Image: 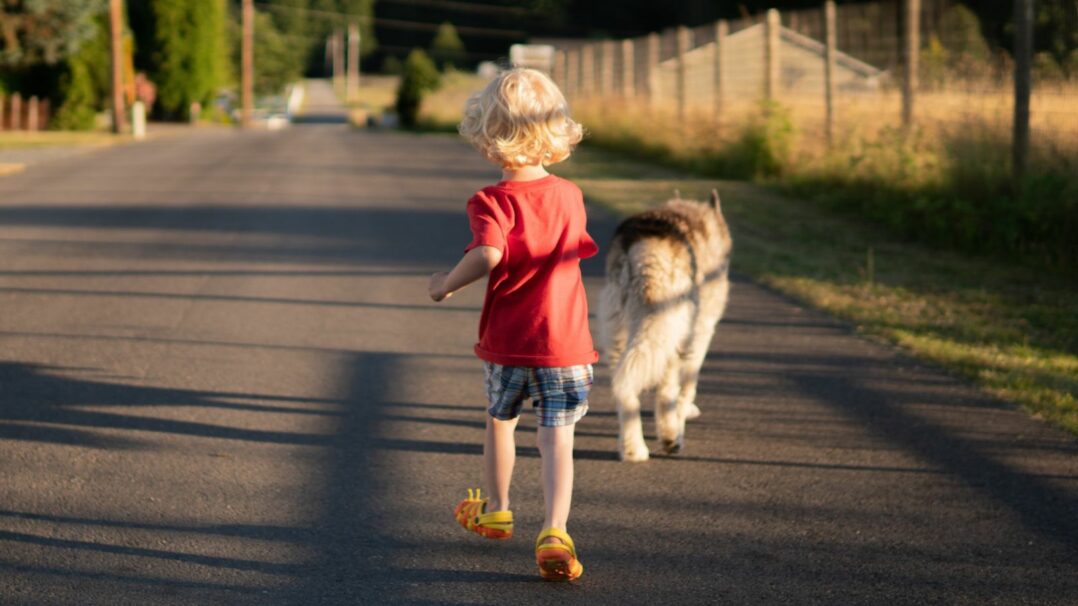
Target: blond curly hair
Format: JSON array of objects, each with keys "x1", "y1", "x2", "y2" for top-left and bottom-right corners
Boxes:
[{"x1": 458, "y1": 68, "x2": 584, "y2": 169}]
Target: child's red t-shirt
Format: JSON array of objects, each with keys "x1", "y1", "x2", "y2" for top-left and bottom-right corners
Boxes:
[{"x1": 464, "y1": 174, "x2": 599, "y2": 367}]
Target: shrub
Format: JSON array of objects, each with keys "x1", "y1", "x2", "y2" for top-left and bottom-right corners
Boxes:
[
  {"x1": 430, "y1": 22, "x2": 466, "y2": 71},
  {"x1": 51, "y1": 56, "x2": 98, "y2": 130},
  {"x1": 395, "y1": 48, "x2": 440, "y2": 128},
  {"x1": 150, "y1": 0, "x2": 226, "y2": 119},
  {"x1": 382, "y1": 55, "x2": 403, "y2": 75}
]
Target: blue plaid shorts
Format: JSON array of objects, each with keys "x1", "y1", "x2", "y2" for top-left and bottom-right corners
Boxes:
[{"x1": 483, "y1": 362, "x2": 592, "y2": 427}]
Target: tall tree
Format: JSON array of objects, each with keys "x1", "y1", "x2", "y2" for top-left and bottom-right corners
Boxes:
[
  {"x1": 0, "y1": 0, "x2": 105, "y2": 68},
  {"x1": 430, "y1": 22, "x2": 465, "y2": 70},
  {"x1": 149, "y1": 0, "x2": 227, "y2": 119}
]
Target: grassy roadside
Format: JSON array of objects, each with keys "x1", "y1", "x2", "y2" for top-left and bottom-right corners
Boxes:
[
  {"x1": 553, "y1": 145, "x2": 1078, "y2": 437},
  {"x1": 0, "y1": 130, "x2": 121, "y2": 150}
]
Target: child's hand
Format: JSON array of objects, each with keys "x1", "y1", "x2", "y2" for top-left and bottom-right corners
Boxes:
[{"x1": 428, "y1": 272, "x2": 452, "y2": 302}]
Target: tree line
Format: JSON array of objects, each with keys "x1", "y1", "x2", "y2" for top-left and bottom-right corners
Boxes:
[{"x1": 0, "y1": 0, "x2": 375, "y2": 127}]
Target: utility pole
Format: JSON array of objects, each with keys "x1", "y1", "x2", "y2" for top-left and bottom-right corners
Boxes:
[
  {"x1": 108, "y1": 0, "x2": 125, "y2": 134},
  {"x1": 333, "y1": 29, "x2": 345, "y2": 93},
  {"x1": 241, "y1": 0, "x2": 254, "y2": 128},
  {"x1": 347, "y1": 22, "x2": 361, "y2": 102}
]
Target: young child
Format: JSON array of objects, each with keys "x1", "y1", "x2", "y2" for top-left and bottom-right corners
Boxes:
[{"x1": 427, "y1": 67, "x2": 596, "y2": 582}]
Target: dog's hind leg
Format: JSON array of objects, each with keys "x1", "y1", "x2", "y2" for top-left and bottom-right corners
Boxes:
[
  {"x1": 655, "y1": 360, "x2": 684, "y2": 455},
  {"x1": 677, "y1": 324, "x2": 715, "y2": 422},
  {"x1": 613, "y1": 378, "x2": 649, "y2": 462}
]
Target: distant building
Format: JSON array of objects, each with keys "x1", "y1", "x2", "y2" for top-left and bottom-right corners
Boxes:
[
  {"x1": 510, "y1": 44, "x2": 556, "y2": 72},
  {"x1": 655, "y1": 23, "x2": 883, "y2": 106}
]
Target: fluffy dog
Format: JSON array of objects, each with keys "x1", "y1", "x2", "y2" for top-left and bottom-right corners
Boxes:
[{"x1": 599, "y1": 190, "x2": 733, "y2": 462}]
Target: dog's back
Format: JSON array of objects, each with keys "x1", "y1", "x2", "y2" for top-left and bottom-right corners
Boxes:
[{"x1": 600, "y1": 191, "x2": 732, "y2": 460}]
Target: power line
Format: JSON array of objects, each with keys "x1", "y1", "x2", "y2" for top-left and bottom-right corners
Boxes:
[
  {"x1": 375, "y1": 0, "x2": 533, "y2": 17},
  {"x1": 252, "y1": 2, "x2": 526, "y2": 38},
  {"x1": 377, "y1": 43, "x2": 505, "y2": 59}
]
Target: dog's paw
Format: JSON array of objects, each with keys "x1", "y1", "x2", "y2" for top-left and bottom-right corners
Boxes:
[
  {"x1": 619, "y1": 441, "x2": 650, "y2": 463},
  {"x1": 683, "y1": 402, "x2": 702, "y2": 421},
  {"x1": 660, "y1": 435, "x2": 683, "y2": 455}
]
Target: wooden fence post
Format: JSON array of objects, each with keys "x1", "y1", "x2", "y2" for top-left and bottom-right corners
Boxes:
[
  {"x1": 824, "y1": 1, "x2": 837, "y2": 147},
  {"x1": 714, "y1": 20, "x2": 727, "y2": 126},
  {"x1": 1013, "y1": 0, "x2": 1032, "y2": 183},
  {"x1": 621, "y1": 38, "x2": 635, "y2": 98},
  {"x1": 40, "y1": 99, "x2": 49, "y2": 130},
  {"x1": 566, "y1": 48, "x2": 579, "y2": 101},
  {"x1": 902, "y1": 0, "x2": 920, "y2": 128},
  {"x1": 0, "y1": 95, "x2": 5, "y2": 131},
  {"x1": 647, "y1": 31, "x2": 661, "y2": 109},
  {"x1": 675, "y1": 26, "x2": 690, "y2": 122},
  {"x1": 581, "y1": 44, "x2": 595, "y2": 98},
  {"x1": 552, "y1": 49, "x2": 565, "y2": 89},
  {"x1": 10, "y1": 93, "x2": 21, "y2": 130},
  {"x1": 26, "y1": 96, "x2": 38, "y2": 131},
  {"x1": 601, "y1": 40, "x2": 615, "y2": 96},
  {"x1": 765, "y1": 9, "x2": 781, "y2": 101}
]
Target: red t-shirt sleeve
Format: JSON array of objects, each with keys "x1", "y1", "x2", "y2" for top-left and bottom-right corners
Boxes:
[
  {"x1": 579, "y1": 231, "x2": 599, "y2": 259},
  {"x1": 464, "y1": 193, "x2": 506, "y2": 253}
]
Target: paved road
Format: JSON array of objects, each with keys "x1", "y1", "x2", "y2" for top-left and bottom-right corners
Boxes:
[{"x1": 1, "y1": 81, "x2": 1076, "y2": 605}]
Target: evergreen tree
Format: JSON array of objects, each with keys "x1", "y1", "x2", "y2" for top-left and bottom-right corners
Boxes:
[
  {"x1": 395, "y1": 48, "x2": 439, "y2": 128},
  {"x1": 430, "y1": 22, "x2": 465, "y2": 71},
  {"x1": 150, "y1": 0, "x2": 227, "y2": 119}
]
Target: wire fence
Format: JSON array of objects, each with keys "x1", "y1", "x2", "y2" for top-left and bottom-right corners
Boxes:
[{"x1": 547, "y1": 0, "x2": 1076, "y2": 175}]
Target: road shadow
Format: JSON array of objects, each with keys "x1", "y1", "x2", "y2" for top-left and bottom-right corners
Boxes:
[{"x1": 0, "y1": 362, "x2": 338, "y2": 449}]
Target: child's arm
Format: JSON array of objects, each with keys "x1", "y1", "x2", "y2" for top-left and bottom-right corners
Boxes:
[{"x1": 428, "y1": 245, "x2": 503, "y2": 302}]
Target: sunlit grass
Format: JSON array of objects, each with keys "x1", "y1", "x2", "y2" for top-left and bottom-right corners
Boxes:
[
  {"x1": 554, "y1": 146, "x2": 1078, "y2": 436},
  {"x1": 0, "y1": 130, "x2": 120, "y2": 150},
  {"x1": 417, "y1": 71, "x2": 488, "y2": 131},
  {"x1": 343, "y1": 74, "x2": 399, "y2": 124}
]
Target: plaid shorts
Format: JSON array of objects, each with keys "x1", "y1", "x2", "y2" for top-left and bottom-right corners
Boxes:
[{"x1": 483, "y1": 362, "x2": 592, "y2": 427}]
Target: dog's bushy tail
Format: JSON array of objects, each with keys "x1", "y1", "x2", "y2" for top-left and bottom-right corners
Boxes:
[{"x1": 608, "y1": 239, "x2": 692, "y2": 401}]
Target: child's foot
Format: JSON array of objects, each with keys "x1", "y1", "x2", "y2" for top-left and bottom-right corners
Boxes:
[
  {"x1": 535, "y1": 528, "x2": 583, "y2": 581},
  {"x1": 454, "y1": 489, "x2": 513, "y2": 540}
]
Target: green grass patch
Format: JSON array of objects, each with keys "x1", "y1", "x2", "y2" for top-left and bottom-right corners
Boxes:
[{"x1": 554, "y1": 145, "x2": 1078, "y2": 436}]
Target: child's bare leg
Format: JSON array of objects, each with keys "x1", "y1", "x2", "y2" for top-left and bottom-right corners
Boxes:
[
  {"x1": 537, "y1": 424, "x2": 575, "y2": 540},
  {"x1": 484, "y1": 416, "x2": 518, "y2": 511}
]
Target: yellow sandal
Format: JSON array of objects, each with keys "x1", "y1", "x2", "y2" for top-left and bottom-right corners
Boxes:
[
  {"x1": 535, "y1": 527, "x2": 584, "y2": 581},
  {"x1": 453, "y1": 489, "x2": 513, "y2": 540}
]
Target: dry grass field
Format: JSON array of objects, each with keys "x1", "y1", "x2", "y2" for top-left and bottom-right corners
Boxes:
[{"x1": 412, "y1": 72, "x2": 1077, "y2": 436}]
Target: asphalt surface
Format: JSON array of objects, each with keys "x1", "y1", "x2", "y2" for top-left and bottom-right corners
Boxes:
[{"x1": 1, "y1": 81, "x2": 1076, "y2": 605}]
